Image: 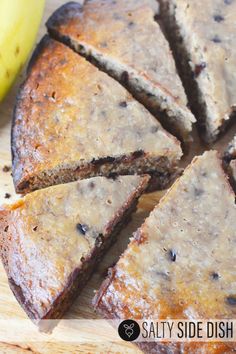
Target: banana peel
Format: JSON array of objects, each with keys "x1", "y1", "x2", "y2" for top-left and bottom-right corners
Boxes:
[{"x1": 0, "y1": 0, "x2": 45, "y2": 101}]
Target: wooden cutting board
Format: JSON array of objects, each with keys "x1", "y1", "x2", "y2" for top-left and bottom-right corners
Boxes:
[{"x1": 0, "y1": 1, "x2": 236, "y2": 353}]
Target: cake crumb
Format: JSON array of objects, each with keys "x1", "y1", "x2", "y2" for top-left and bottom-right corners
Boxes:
[
  {"x1": 4, "y1": 193, "x2": 11, "y2": 199},
  {"x1": 2, "y1": 165, "x2": 11, "y2": 173}
]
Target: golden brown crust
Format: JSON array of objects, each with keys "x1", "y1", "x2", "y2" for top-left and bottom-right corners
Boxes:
[{"x1": 12, "y1": 35, "x2": 182, "y2": 194}]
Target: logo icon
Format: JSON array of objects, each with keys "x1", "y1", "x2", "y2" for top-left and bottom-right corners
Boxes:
[{"x1": 118, "y1": 319, "x2": 140, "y2": 341}]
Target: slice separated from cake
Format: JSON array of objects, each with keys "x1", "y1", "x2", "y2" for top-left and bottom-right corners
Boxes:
[
  {"x1": 0, "y1": 174, "x2": 149, "y2": 322},
  {"x1": 46, "y1": 0, "x2": 195, "y2": 141},
  {"x1": 12, "y1": 36, "x2": 182, "y2": 194},
  {"x1": 161, "y1": 0, "x2": 236, "y2": 143},
  {"x1": 93, "y1": 151, "x2": 236, "y2": 353}
]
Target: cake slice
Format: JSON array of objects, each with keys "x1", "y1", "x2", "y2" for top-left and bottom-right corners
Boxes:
[
  {"x1": 0, "y1": 174, "x2": 149, "y2": 322},
  {"x1": 93, "y1": 151, "x2": 236, "y2": 353},
  {"x1": 161, "y1": 0, "x2": 236, "y2": 143},
  {"x1": 46, "y1": 0, "x2": 195, "y2": 141},
  {"x1": 224, "y1": 135, "x2": 236, "y2": 185},
  {"x1": 12, "y1": 36, "x2": 182, "y2": 194}
]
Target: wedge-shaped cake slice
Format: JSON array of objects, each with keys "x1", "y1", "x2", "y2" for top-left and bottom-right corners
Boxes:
[
  {"x1": 161, "y1": 0, "x2": 236, "y2": 143},
  {"x1": 46, "y1": 0, "x2": 195, "y2": 141},
  {"x1": 0, "y1": 175, "x2": 149, "y2": 321},
  {"x1": 12, "y1": 36, "x2": 182, "y2": 194},
  {"x1": 224, "y1": 135, "x2": 236, "y2": 184},
  {"x1": 94, "y1": 151, "x2": 236, "y2": 353}
]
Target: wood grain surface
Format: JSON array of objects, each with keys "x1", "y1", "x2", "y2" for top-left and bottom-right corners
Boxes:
[{"x1": 0, "y1": 1, "x2": 236, "y2": 353}]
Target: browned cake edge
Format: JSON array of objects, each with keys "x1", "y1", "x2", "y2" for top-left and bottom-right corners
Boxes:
[
  {"x1": 159, "y1": 1, "x2": 236, "y2": 144},
  {"x1": 223, "y1": 140, "x2": 236, "y2": 191},
  {"x1": 0, "y1": 175, "x2": 149, "y2": 325},
  {"x1": 12, "y1": 149, "x2": 178, "y2": 194},
  {"x1": 46, "y1": 2, "x2": 195, "y2": 143}
]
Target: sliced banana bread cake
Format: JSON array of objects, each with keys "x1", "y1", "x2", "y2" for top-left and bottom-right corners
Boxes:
[
  {"x1": 94, "y1": 151, "x2": 236, "y2": 353},
  {"x1": 46, "y1": 0, "x2": 195, "y2": 141},
  {"x1": 161, "y1": 0, "x2": 236, "y2": 143},
  {"x1": 0, "y1": 175, "x2": 149, "y2": 322},
  {"x1": 12, "y1": 36, "x2": 182, "y2": 194}
]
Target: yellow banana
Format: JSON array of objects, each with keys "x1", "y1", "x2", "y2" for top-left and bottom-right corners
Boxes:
[{"x1": 0, "y1": 0, "x2": 45, "y2": 101}]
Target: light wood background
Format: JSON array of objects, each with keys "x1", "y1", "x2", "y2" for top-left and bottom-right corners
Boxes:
[{"x1": 0, "y1": 1, "x2": 235, "y2": 353}]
